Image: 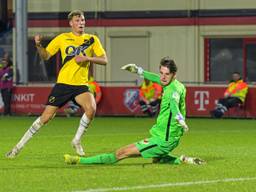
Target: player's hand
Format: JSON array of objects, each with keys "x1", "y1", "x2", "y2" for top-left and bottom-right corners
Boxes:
[
  {"x1": 175, "y1": 113, "x2": 189, "y2": 132},
  {"x1": 121, "y1": 63, "x2": 144, "y2": 75},
  {"x1": 34, "y1": 34, "x2": 42, "y2": 46},
  {"x1": 179, "y1": 120, "x2": 189, "y2": 132},
  {"x1": 75, "y1": 55, "x2": 90, "y2": 63}
]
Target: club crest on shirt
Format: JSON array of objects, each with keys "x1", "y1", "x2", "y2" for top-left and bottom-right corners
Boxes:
[{"x1": 48, "y1": 96, "x2": 56, "y2": 103}]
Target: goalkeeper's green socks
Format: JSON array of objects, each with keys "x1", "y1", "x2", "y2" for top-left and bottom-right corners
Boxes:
[{"x1": 79, "y1": 153, "x2": 118, "y2": 164}]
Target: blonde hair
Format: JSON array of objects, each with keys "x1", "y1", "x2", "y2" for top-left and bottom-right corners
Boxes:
[{"x1": 68, "y1": 10, "x2": 84, "y2": 21}]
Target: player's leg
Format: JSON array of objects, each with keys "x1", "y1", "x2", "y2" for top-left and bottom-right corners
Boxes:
[
  {"x1": 64, "y1": 143, "x2": 141, "y2": 165},
  {"x1": 153, "y1": 155, "x2": 204, "y2": 165},
  {"x1": 225, "y1": 97, "x2": 242, "y2": 108},
  {"x1": 136, "y1": 137, "x2": 181, "y2": 164},
  {"x1": 150, "y1": 137, "x2": 205, "y2": 165},
  {"x1": 6, "y1": 105, "x2": 58, "y2": 158},
  {"x1": 139, "y1": 100, "x2": 151, "y2": 116},
  {"x1": 81, "y1": 144, "x2": 140, "y2": 164},
  {"x1": 64, "y1": 101, "x2": 80, "y2": 117},
  {"x1": 211, "y1": 98, "x2": 228, "y2": 118},
  {"x1": 134, "y1": 137, "x2": 203, "y2": 165},
  {"x1": 179, "y1": 155, "x2": 205, "y2": 165},
  {"x1": 2, "y1": 88, "x2": 12, "y2": 115},
  {"x1": 1, "y1": 89, "x2": 7, "y2": 115},
  {"x1": 152, "y1": 155, "x2": 181, "y2": 164},
  {"x1": 5, "y1": 88, "x2": 12, "y2": 115},
  {"x1": 213, "y1": 97, "x2": 241, "y2": 118},
  {"x1": 5, "y1": 83, "x2": 71, "y2": 158},
  {"x1": 140, "y1": 136, "x2": 204, "y2": 165},
  {"x1": 149, "y1": 99, "x2": 160, "y2": 117},
  {"x1": 115, "y1": 143, "x2": 141, "y2": 160},
  {"x1": 72, "y1": 92, "x2": 96, "y2": 156},
  {"x1": 64, "y1": 153, "x2": 117, "y2": 165}
]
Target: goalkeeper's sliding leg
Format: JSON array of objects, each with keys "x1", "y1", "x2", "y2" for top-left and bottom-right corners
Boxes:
[
  {"x1": 64, "y1": 137, "x2": 205, "y2": 165},
  {"x1": 64, "y1": 143, "x2": 140, "y2": 165}
]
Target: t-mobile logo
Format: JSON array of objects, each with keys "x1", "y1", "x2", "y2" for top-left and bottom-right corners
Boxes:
[{"x1": 194, "y1": 91, "x2": 209, "y2": 111}]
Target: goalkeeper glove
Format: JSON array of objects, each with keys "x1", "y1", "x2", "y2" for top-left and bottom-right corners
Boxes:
[
  {"x1": 121, "y1": 63, "x2": 144, "y2": 76},
  {"x1": 175, "y1": 113, "x2": 189, "y2": 132}
]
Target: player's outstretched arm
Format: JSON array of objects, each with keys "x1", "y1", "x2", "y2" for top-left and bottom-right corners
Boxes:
[
  {"x1": 121, "y1": 63, "x2": 144, "y2": 75},
  {"x1": 121, "y1": 64, "x2": 161, "y2": 84},
  {"x1": 34, "y1": 34, "x2": 51, "y2": 60},
  {"x1": 143, "y1": 71, "x2": 161, "y2": 84}
]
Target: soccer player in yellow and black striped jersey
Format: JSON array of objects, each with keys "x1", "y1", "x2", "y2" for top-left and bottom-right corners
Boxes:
[{"x1": 6, "y1": 10, "x2": 108, "y2": 158}]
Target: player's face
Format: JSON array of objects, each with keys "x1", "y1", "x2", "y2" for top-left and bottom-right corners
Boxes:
[
  {"x1": 2, "y1": 59, "x2": 8, "y2": 67},
  {"x1": 69, "y1": 15, "x2": 85, "y2": 34},
  {"x1": 159, "y1": 66, "x2": 175, "y2": 86},
  {"x1": 232, "y1": 73, "x2": 240, "y2": 82}
]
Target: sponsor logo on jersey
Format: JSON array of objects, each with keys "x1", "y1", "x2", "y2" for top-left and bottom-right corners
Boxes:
[{"x1": 63, "y1": 37, "x2": 94, "y2": 64}]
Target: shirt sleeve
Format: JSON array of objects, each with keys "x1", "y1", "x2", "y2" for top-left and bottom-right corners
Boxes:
[
  {"x1": 46, "y1": 35, "x2": 61, "y2": 56},
  {"x1": 170, "y1": 86, "x2": 187, "y2": 126},
  {"x1": 143, "y1": 71, "x2": 161, "y2": 84},
  {"x1": 170, "y1": 90, "x2": 181, "y2": 117},
  {"x1": 92, "y1": 35, "x2": 106, "y2": 56}
]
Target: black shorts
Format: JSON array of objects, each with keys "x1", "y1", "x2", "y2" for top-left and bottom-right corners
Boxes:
[{"x1": 46, "y1": 83, "x2": 90, "y2": 108}]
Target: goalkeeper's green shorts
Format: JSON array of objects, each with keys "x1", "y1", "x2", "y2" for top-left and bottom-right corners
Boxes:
[{"x1": 135, "y1": 137, "x2": 180, "y2": 158}]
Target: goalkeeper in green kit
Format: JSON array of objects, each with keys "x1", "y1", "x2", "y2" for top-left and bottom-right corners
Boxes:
[{"x1": 64, "y1": 57, "x2": 204, "y2": 165}]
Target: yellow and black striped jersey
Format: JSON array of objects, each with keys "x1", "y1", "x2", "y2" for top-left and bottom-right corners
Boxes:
[{"x1": 46, "y1": 32, "x2": 106, "y2": 85}]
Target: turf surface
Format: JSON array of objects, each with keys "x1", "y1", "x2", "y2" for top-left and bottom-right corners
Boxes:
[{"x1": 0, "y1": 116, "x2": 255, "y2": 192}]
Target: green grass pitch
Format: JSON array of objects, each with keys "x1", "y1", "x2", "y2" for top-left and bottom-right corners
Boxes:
[{"x1": 0, "y1": 116, "x2": 256, "y2": 192}]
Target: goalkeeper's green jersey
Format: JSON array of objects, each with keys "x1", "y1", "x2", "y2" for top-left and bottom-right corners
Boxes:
[{"x1": 143, "y1": 71, "x2": 186, "y2": 141}]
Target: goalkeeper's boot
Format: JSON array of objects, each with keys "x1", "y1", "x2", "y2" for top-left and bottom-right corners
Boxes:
[
  {"x1": 180, "y1": 155, "x2": 205, "y2": 165},
  {"x1": 5, "y1": 146, "x2": 20, "y2": 159},
  {"x1": 152, "y1": 157, "x2": 161, "y2": 163},
  {"x1": 64, "y1": 154, "x2": 80, "y2": 165},
  {"x1": 71, "y1": 139, "x2": 85, "y2": 156}
]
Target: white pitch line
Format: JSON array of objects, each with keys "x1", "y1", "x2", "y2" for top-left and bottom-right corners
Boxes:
[{"x1": 73, "y1": 177, "x2": 256, "y2": 192}]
